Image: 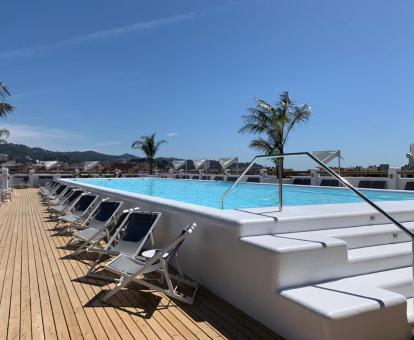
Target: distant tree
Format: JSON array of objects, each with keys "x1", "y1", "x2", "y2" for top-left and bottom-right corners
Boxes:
[
  {"x1": 0, "y1": 128, "x2": 9, "y2": 144},
  {"x1": 0, "y1": 82, "x2": 14, "y2": 144},
  {"x1": 0, "y1": 82, "x2": 14, "y2": 118},
  {"x1": 131, "y1": 133, "x2": 167, "y2": 174},
  {"x1": 239, "y1": 91, "x2": 311, "y2": 173}
]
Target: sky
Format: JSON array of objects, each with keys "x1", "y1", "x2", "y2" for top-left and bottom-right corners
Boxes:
[{"x1": 1, "y1": 0, "x2": 414, "y2": 168}]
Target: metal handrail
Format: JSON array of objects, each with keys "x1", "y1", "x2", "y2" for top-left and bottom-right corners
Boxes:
[{"x1": 220, "y1": 152, "x2": 414, "y2": 240}]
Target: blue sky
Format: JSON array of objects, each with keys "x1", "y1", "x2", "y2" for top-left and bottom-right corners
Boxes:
[{"x1": 1, "y1": 0, "x2": 413, "y2": 167}]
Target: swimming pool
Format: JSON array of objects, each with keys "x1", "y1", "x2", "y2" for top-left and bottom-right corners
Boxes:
[{"x1": 72, "y1": 178, "x2": 414, "y2": 210}]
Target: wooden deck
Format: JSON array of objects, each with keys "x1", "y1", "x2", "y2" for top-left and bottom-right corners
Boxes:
[{"x1": 0, "y1": 189, "x2": 281, "y2": 339}]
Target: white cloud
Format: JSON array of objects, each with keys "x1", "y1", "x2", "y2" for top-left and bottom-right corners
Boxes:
[
  {"x1": 2, "y1": 123, "x2": 79, "y2": 139},
  {"x1": 166, "y1": 132, "x2": 179, "y2": 137},
  {"x1": 0, "y1": 12, "x2": 196, "y2": 59},
  {"x1": 0, "y1": 123, "x2": 82, "y2": 150},
  {"x1": 11, "y1": 90, "x2": 42, "y2": 100}
]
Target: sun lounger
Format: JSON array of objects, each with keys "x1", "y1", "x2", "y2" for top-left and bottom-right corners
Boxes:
[
  {"x1": 49, "y1": 189, "x2": 84, "y2": 214},
  {"x1": 101, "y1": 223, "x2": 198, "y2": 304},
  {"x1": 0, "y1": 189, "x2": 12, "y2": 202},
  {"x1": 65, "y1": 200, "x2": 124, "y2": 256},
  {"x1": 292, "y1": 178, "x2": 311, "y2": 185},
  {"x1": 371, "y1": 181, "x2": 386, "y2": 189},
  {"x1": 405, "y1": 182, "x2": 414, "y2": 190},
  {"x1": 54, "y1": 194, "x2": 99, "y2": 231},
  {"x1": 41, "y1": 181, "x2": 62, "y2": 196},
  {"x1": 40, "y1": 181, "x2": 57, "y2": 194},
  {"x1": 86, "y1": 210, "x2": 160, "y2": 278},
  {"x1": 320, "y1": 179, "x2": 340, "y2": 187},
  {"x1": 358, "y1": 180, "x2": 372, "y2": 188},
  {"x1": 48, "y1": 187, "x2": 75, "y2": 206},
  {"x1": 44, "y1": 184, "x2": 68, "y2": 201}
]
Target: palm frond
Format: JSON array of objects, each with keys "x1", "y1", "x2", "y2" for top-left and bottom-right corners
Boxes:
[
  {"x1": 283, "y1": 104, "x2": 311, "y2": 145},
  {"x1": 254, "y1": 98, "x2": 273, "y2": 112},
  {"x1": 278, "y1": 91, "x2": 292, "y2": 107},
  {"x1": 0, "y1": 103, "x2": 14, "y2": 118},
  {"x1": 249, "y1": 137, "x2": 276, "y2": 155},
  {"x1": 0, "y1": 128, "x2": 10, "y2": 138},
  {"x1": 0, "y1": 127, "x2": 9, "y2": 144},
  {"x1": 0, "y1": 82, "x2": 11, "y2": 100}
]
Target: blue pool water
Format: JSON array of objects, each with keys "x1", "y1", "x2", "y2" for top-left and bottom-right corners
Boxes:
[{"x1": 72, "y1": 178, "x2": 414, "y2": 210}]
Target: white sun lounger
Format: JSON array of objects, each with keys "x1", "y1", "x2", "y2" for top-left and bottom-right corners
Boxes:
[
  {"x1": 54, "y1": 194, "x2": 99, "y2": 232},
  {"x1": 101, "y1": 223, "x2": 198, "y2": 305},
  {"x1": 86, "y1": 209, "x2": 160, "y2": 278},
  {"x1": 49, "y1": 189, "x2": 84, "y2": 215},
  {"x1": 48, "y1": 187, "x2": 75, "y2": 206},
  {"x1": 44, "y1": 184, "x2": 68, "y2": 201},
  {"x1": 65, "y1": 200, "x2": 124, "y2": 257},
  {"x1": 40, "y1": 181, "x2": 59, "y2": 195}
]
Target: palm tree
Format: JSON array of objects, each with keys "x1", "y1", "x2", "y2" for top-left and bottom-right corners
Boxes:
[
  {"x1": 131, "y1": 133, "x2": 167, "y2": 174},
  {"x1": 0, "y1": 129, "x2": 10, "y2": 144},
  {"x1": 0, "y1": 82, "x2": 14, "y2": 118},
  {"x1": 239, "y1": 91, "x2": 311, "y2": 173},
  {"x1": 0, "y1": 82, "x2": 14, "y2": 145}
]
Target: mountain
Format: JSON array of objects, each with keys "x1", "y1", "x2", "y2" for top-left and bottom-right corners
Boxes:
[{"x1": 0, "y1": 143, "x2": 138, "y2": 163}]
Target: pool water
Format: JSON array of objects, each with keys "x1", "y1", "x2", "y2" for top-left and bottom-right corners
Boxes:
[{"x1": 72, "y1": 178, "x2": 414, "y2": 210}]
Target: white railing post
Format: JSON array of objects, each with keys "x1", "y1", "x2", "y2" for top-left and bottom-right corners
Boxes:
[
  {"x1": 310, "y1": 168, "x2": 318, "y2": 186},
  {"x1": 29, "y1": 169, "x2": 35, "y2": 188},
  {"x1": 1, "y1": 167, "x2": 9, "y2": 190},
  {"x1": 388, "y1": 167, "x2": 399, "y2": 190}
]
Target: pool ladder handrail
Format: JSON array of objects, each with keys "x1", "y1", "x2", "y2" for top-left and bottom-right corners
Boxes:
[{"x1": 220, "y1": 152, "x2": 414, "y2": 239}]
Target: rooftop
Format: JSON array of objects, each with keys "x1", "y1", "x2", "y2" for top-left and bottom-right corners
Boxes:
[{"x1": 0, "y1": 189, "x2": 280, "y2": 339}]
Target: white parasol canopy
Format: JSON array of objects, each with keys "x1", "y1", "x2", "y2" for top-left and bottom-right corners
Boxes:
[
  {"x1": 44, "y1": 161, "x2": 58, "y2": 170},
  {"x1": 219, "y1": 157, "x2": 238, "y2": 170},
  {"x1": 83, "y1": 161, "x2": 99, "y2": 171},
  {"x1": 312, "y1": 150, "x2": 341, "y2": 164},
  {"x1": 193, "y1": 159, "x2": 208, "y2": 170},
  {"x1": 172, "y1": 160, "x2": 186, "y2": 171}
]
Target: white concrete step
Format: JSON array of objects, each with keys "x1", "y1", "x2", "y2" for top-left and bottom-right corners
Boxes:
[
  {"x1": 280, "y1": 267, "x2": 414, "y2": 339},
  {"x1": 242, "y1": 232, "x2": 414, "y2": 289},
  {"x1": 348, "y1": 242, "x2": 412, "y2": 274},
  {"x1": 276, "y1": 221, "x2": 414, "y2": 249}
]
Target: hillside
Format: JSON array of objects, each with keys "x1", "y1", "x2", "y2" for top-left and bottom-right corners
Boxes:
[
  {"x1": 0, "y1": 143, "x2": 259, "y2": 170},
  {"x1": 0, "y1": 143, "x2": 138, "y2": 163}
]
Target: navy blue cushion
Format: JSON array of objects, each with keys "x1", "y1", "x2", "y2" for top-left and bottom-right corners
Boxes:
[
  {"x1": 122, "y1": 213, "x2": 158, "y2": 242},
  {"x1": 94, "y1": 201, "x2": 121, "y2": 222}
]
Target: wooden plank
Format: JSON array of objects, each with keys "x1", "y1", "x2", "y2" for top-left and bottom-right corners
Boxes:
[
  {"x1": 26, "y1": 196, "x2": 45, "y2": 340},
  {"x1": 20, "y1": 191, "x2": 32, "y2": 340},
  {"x1": 0, "y1": 192, "x2": 20, "y2": 339},
  {"x1": 7, "y1": 188, "x2": 23, "y2": 340}
]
